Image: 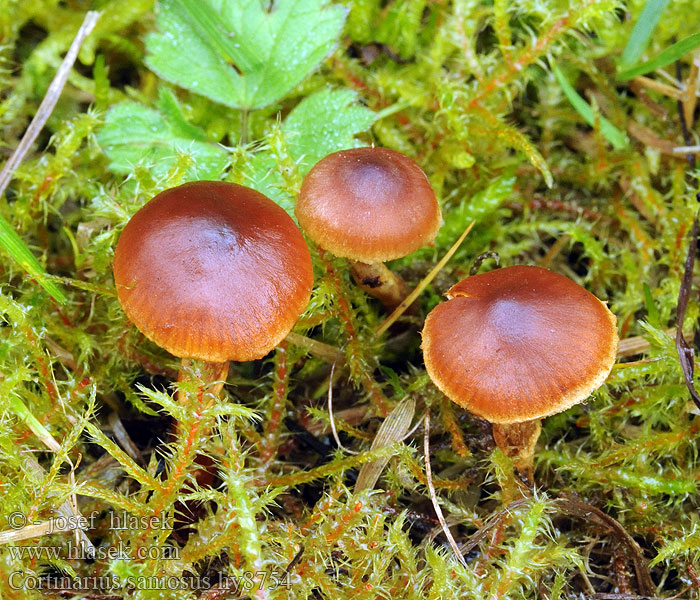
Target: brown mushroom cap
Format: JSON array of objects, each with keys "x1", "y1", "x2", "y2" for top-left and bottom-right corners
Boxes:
[
  {"x1": 421, "y1": 266, "x2": 618, "y2": 424},
  {"x1": 113, "y1": 181, "x2": 313, "y2": 363},
  {"x1": 295, "y1": 147, "x2": 441, "y2": 263}
]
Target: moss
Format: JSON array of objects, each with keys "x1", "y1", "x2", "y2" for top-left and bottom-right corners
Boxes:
[{"x1": 1, "y1": 0, "x2": 700, "y2": 598}]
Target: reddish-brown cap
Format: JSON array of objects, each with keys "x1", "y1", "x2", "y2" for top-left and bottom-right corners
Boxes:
[
  {"x1": 421, "y1": 266, "x2": 618, "y2": 424},
  {"x1": 113, "y1": 181, "x2": 313, "y2": 363},
  {"x1": 296, "y1": 147, "x2": 441, "y2": 263}
]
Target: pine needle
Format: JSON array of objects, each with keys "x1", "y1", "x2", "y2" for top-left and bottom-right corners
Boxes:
[{"x1": 375, "y1": 220, "x2": 475, "y2": 337}]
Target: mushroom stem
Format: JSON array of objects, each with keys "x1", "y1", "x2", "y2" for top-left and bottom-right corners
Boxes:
[
  {"x1": 491, "y1": 419, "x2": 541, "y2": 481},
  {"x1": 176, "y1": 359, "x2": 230, "y2": 404},
  {"x1": 349, "y1": 260, "x2": 414, "y2": 312}
]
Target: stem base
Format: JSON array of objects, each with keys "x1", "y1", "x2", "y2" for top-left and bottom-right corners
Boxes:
[
  {"x1": 176, "y1": 359, "x2": 230, "y2": 405},
  {"x1": 350, "y1": 261, "x2": 414, "y2": 312},
  {"x1": 492, "y1": 419, "x2": 541, "y2": 481}
]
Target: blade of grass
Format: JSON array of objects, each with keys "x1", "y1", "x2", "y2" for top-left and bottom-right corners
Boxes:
[
  {"x1": 7, "y1": 393, "x2": 61, "y2": 452},
  {"x1": 618, "y1": 0, "x2": 670, "y2": 71},
  {"x1": 0, "y1": 218, "x2": 67, "y2": 302},
  {"x1": 618, "y1": 33, "x2": 700, "y2": 81},
  {"x1": 552, "y1": 64, "x2": 628, "y2": 150}
]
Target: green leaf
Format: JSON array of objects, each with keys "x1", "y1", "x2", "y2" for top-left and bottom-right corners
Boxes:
[
  {"x1": 552, "y1": 64, "x2": 628, "y2": 150},
  {"x1": 242, "y1": 88, "x2": 375, "y2": 211},
  {"x1": 283, "y1": 88, "x2": 375, "y2": 172},
  {"x1": 619, "y1": 0, "x2": 670, "y2": 70},
  {"x1": 145, "y1": 0, "x2": 347, "y2": 110},
  {"x1": 618, "y1": 33, "x2": 700, "y2": 81},
  {"x1": 8, "y1": 393, "x2": 60, "y2": 450},
  {"x1": 0, "y1": 216, "x2": 67, "y2": 303},
  {"x1": 97, "y1": 90, "x2": 228, "y2": 180},
  {"x1": 155, "y1": 87, "x2": 210, "y2": 141}
]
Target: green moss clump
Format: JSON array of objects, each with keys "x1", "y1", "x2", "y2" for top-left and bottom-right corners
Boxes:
[{"x1": 1, "y1": 0, "x2": 700, "y2": 598}]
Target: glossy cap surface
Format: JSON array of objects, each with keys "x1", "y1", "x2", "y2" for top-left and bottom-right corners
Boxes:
[
  {"x1": 113, "y1": 181, "x2": 313, "y2": 362},
  {"x1": 421, "y1": 266, "x2": 618, "y2": 424},
  {"x1": 296, "y1": 147, "x2": 441, "y2": 262}
]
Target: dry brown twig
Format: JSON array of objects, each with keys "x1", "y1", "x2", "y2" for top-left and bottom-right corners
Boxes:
[
  {"x1": 424, "y1": 409, "x2": 468, "y2": 568},
  {"x1": 0, "y1": 11, "x2": 101, "y2": 199},
  {"x1": 327, "y1": 342, "x2": 357, "y2": 455},
  {"x1": 631, "y1": 75, "x2": 684, "y2": 100},
  {"x1": 555, "y1": 496, "x2": 655, "y2": 596}
]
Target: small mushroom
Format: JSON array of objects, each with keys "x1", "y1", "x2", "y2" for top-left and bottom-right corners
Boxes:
[
  {"x1": 296, "y1": 147, "x2": 441, "y2": 310},
  {"x1": 421, "y1": 265, "x2": 618, "y2": 478},
  {"x1": 113, "y1": 181, "x2": 313, "y2": 398}
]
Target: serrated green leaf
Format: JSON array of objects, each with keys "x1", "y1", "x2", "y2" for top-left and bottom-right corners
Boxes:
[
  {"x1": 618, "y1": 33, "x2": 700, "y2": 81},
  {"x1": 0, "y1": 216, "x2": 67, "y2": 303},
  {"x1": 155, "y1": 88, "x2": 209, "y2": 141},
  {"x1": 97, "y1": 91, "x2": 228, "y2": 180},
  {"x1": 145, "y1": 0, "x2": 347, "y2": 110},
  {"x1": 283, "y1": 88, "x2": 375, "y2": 171},
  {"x1": 553, "y1": 64, "x2": 628, "y2": 150},
  {"x1": 242, "y1": 88, "x2": 375, "y2": 211}
]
